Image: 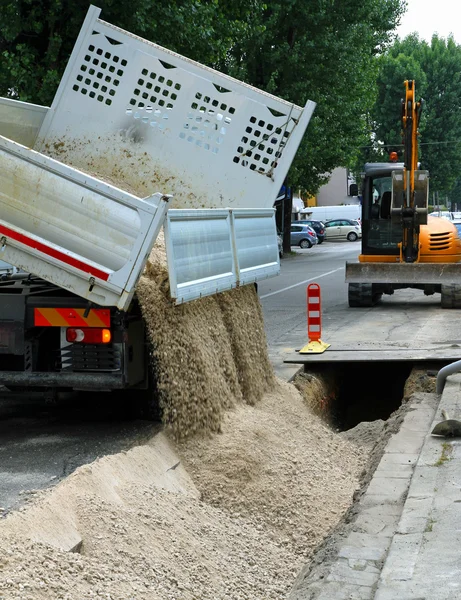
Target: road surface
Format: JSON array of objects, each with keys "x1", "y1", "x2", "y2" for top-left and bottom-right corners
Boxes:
[{"x1": 0, "y1": 239, "x2": 457, "y2": 512}]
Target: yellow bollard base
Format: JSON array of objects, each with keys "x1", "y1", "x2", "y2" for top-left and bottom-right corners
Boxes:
[{"x1": 298, "y1": 339, "x2": 331, "y2": 354}]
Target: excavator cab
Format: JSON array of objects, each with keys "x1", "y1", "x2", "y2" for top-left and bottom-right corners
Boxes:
[
  {"x1": 347, "y1": 81, "x2": 461, "y2": 308},
  {"x1": 360, "y1": 163, "x2": 404, "y2": 257}
]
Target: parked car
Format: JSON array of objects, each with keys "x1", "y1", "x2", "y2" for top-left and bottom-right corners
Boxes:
[
  {"x1": 452, "y1": 219, "x2": 461, "y2": 237},
  {"x1": 296, "y1": 220, "x2": 326, "y2": 244},
  {"x1": 324, "y1": 219, "x2": 362, "y2": 241},
  {"x1": 290, "y1": 224, "x2": 318, "y2": 248},
  {"x1": 429, "y1": 211, "x2": 454, "y2": 220}
]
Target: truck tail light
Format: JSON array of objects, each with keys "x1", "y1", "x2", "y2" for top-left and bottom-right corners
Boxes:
[{"x1": 66, "y1": 327, "x2": 111, "y2": 344}]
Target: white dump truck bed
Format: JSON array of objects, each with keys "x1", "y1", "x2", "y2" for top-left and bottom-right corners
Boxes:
[
  {"x1": 0, "y1": 6, "x2": 316, "y2": 308},
  {"x1": 34, "y1": 5, "x2": 315, "y2": 210},
  {"x1": 0, "y1": 134, "x2": 170, "y2": 311}
]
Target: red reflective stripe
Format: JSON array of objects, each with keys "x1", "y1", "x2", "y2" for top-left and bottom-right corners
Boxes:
[
  {"x1": 34, "y1": 308, "x2": 112, "y2": 327},
  {"x1": 34, "y1": 309, "x2": 53, "y2": 327},
  {"x1": 307, "y1": 283, "x2": 322, "y2": 342},
  {"x1": 55, "y1": 308, "x2": 90, "y2": 327},
  {"x1": 0, "y1": 224, "x2": 109, "y2": 282}
]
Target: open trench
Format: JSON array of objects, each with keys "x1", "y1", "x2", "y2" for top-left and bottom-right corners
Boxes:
[{"x1": 293, "y1": 360, "x2": 443, "y2": 431}]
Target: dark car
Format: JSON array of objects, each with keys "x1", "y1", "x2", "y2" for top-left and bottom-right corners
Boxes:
[{"x1": 296, "y1": 220, "x2": 326, "y2": 244}]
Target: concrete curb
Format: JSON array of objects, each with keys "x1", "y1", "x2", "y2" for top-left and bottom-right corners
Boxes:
[
  {"x1": 374, "y1": 374, "x2": 461, "y2": 600},
  {"x1": 289, "y1": 389, "x2": 443, "y2": 600}
]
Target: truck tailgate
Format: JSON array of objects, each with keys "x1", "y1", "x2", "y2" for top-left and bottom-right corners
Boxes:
[{"x1": 0, "y1": 134, "x2": 170, "y2": 311}]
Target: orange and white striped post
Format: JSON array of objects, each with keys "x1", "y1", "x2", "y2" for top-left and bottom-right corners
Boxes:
[{"x1": 299, "y1": 283, "x2": 330, "y2": 354}]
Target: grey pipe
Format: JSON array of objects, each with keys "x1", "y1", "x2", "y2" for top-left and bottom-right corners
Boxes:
[{"x1": 436, "y1": 360, "x2": 461, "y2": 394}]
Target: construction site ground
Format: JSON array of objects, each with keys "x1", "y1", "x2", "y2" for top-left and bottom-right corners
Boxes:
[
  {"x1": 289, "y1": 377, "x2": 461, "y2": 600},
  {"x1": 274, "y1": 288, "x2": 461, "y2": 600},
  {"x1": 0, "y1": 281, "x2": 460, "y2": 599}
]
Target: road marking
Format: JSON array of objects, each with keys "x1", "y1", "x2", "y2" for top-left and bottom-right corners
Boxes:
[{"x1": 260, "y1": 268, "x2": 343, "y2": 299}]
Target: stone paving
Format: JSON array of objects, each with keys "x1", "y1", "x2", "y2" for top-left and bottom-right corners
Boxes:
[{"x1": 288, "y1": 374, "x2": 461, "y2": 600}]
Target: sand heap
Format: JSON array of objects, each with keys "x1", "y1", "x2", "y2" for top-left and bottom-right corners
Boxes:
[
  {"x1": 40, "y1": 142, "x2": 276, "y2": 440},
  {"x1": 0, "y1": 149, "x2": 378, "y2": 599},
  {"x1": 0, "y1": 380, "x2": 371, "y2": 600}
]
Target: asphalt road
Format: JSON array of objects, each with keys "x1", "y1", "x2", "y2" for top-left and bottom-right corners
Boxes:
[
  {"x1": 0, "y1": 391, "x2": 159, "y2": 513},
  {"x1": 257, "y1": 239, "x2": 457, "y2": 381},
  {"x1": 258, "y1": 240, "x2": 361, "y2": 347},
  {"x1": 0, "y1": 238, "x2": 453, "y2": 513}
]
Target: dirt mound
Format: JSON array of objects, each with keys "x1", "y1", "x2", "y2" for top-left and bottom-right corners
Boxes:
[
  {"x1": 403, "y1": 366, "x2": 437, "y2": 400},
  {"x1": 0, "y1": 380, "x2": 369, "y2": 600},
  {"x1": 178, "y1": 379, "x2": 367, "y2": 558},
  {"x1": 293, "y1": 370, "x2": 338, "y2": 422},
  {"x1": 9, "y1": 152, "x2": 374, "y2": 598}
]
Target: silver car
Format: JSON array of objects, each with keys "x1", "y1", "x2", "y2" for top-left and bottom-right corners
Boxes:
[
  {"x1": 324, "y1": 219, "x2": 362, "y2": 241},
  {"x1": 290, "y1": 224, "x2": 318, "y2": 248}
]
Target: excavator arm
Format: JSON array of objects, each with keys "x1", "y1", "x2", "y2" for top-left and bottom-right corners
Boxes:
[{"x1": 398, "y1": 80, "x2": 425, "y2": 262}]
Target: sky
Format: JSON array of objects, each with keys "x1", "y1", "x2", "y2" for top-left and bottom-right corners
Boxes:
[{"x1": 395, "y1": 0, "x2": 461, "y2": 44}]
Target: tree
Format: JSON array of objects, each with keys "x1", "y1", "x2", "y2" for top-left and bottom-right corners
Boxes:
[
  {"x1": 370, "y1": 34, "x2": 461, "y2": 197},
  {"x1": 0, "y1": 0, "x2": 262, "y2": 105},
  {"x1": 418, "y1": 36, "x2": 461, "y2": 194},
  {"x1": 373, "y1": 37, "x2": 427, "y2": 156},
  {"x1": 1, "y1": 0, "x2": 405, "y2": 197},
  {"x1": 224, "y1": 0, "x2": 406, "y2": 194}
]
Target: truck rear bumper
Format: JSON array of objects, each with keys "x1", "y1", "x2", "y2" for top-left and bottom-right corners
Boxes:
[
  {"x1": 0, "y1": 371, "x2": 125, "y2": 390},
  {"x1": 345, "y1": 261, "x2": 461, "y2": 284}
]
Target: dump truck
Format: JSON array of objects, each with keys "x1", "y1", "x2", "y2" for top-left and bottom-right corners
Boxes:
[
  {"x1": 0, "y1": 5, "x2": 315, "y2": 407},
  {"x1": 346, "y1": 80, "x2": 461, "y2": 308}
]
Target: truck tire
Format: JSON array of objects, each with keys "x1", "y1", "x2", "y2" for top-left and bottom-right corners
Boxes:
[
  {"x1": 348, "y1": 283, "x2": 374, "y2": 307},
  {"x1": 441, "y1": 284, "x2": 461, "y2": 309},
  {"x1": 136, "y1": 372, "x2": 161, "y2": 420}
]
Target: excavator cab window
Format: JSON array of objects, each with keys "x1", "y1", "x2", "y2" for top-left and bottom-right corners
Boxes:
[{"x1": 361, "y1": 172, "x2": 402, "y2": 256}]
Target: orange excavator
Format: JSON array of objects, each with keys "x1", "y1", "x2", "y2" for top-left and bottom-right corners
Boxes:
[{"x1": 346, "y1": 80, "x2": 461, "y2": 308}]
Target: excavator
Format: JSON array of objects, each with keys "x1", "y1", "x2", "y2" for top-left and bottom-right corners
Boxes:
[{"x1": 346, "y1": 80, "x2": 461, "y2": 308}]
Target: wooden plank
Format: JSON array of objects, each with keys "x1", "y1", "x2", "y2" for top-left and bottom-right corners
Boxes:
[{"x1": 284, "y1": 347, "x2": 461, "y2": 364}]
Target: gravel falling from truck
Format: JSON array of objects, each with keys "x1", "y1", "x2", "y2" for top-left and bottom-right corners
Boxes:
[
  {"x1": 38, "y1": 147, "x2": 276, "y2": 439},
  {"x1": 135, "y1": 233, "x2": 275, "y2": 440}
]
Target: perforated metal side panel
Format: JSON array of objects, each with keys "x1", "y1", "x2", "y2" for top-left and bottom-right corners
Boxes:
[
  {"x1": 164, "y1": 208, "x2": 279, "y2": 304},
  {"x1": 36, "y1": 5, "x2": 315, "y2": 210}
]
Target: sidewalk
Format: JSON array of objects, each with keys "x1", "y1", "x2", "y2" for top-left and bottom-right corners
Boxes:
[{"x1": 289, "y1": 373, "x2": 461, "y2": 600}]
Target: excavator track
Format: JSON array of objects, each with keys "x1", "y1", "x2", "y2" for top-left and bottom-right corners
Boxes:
[
  {"x1": 348, "y1": 283, "x2": 382, "y2": 307},
  {"x1": 441, "y1": 284, "x2": 461, "y2": 309}
]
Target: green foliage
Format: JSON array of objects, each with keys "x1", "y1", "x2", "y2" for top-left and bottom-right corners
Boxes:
[
  {"x1": 224, "y1": 0, "x2": 406, "y2": 194},
  {"x1": 0, "y1": 0, "x2": 405, "y2": 196},
  {"x1": 367, "y1": 33, "x2": 461, "y2": 198},
  {"x1": 0, "y1": 0, "x2": 263, "y2": 105},
  {"x1": 447, "y1": 177, "x2": 461, "y2": 209}
]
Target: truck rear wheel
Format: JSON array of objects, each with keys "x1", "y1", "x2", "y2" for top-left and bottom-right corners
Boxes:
[
  {"x1": 441, "y1": 284, "x2": 461, "y2": 309},
  {"x1": 348, "y1": 283, "x2": 374, "y2": 307}
]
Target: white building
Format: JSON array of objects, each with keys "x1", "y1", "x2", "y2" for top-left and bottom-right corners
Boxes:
[{"x1": 315, "y1": 167, "x2": 359, "y2": 206}]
